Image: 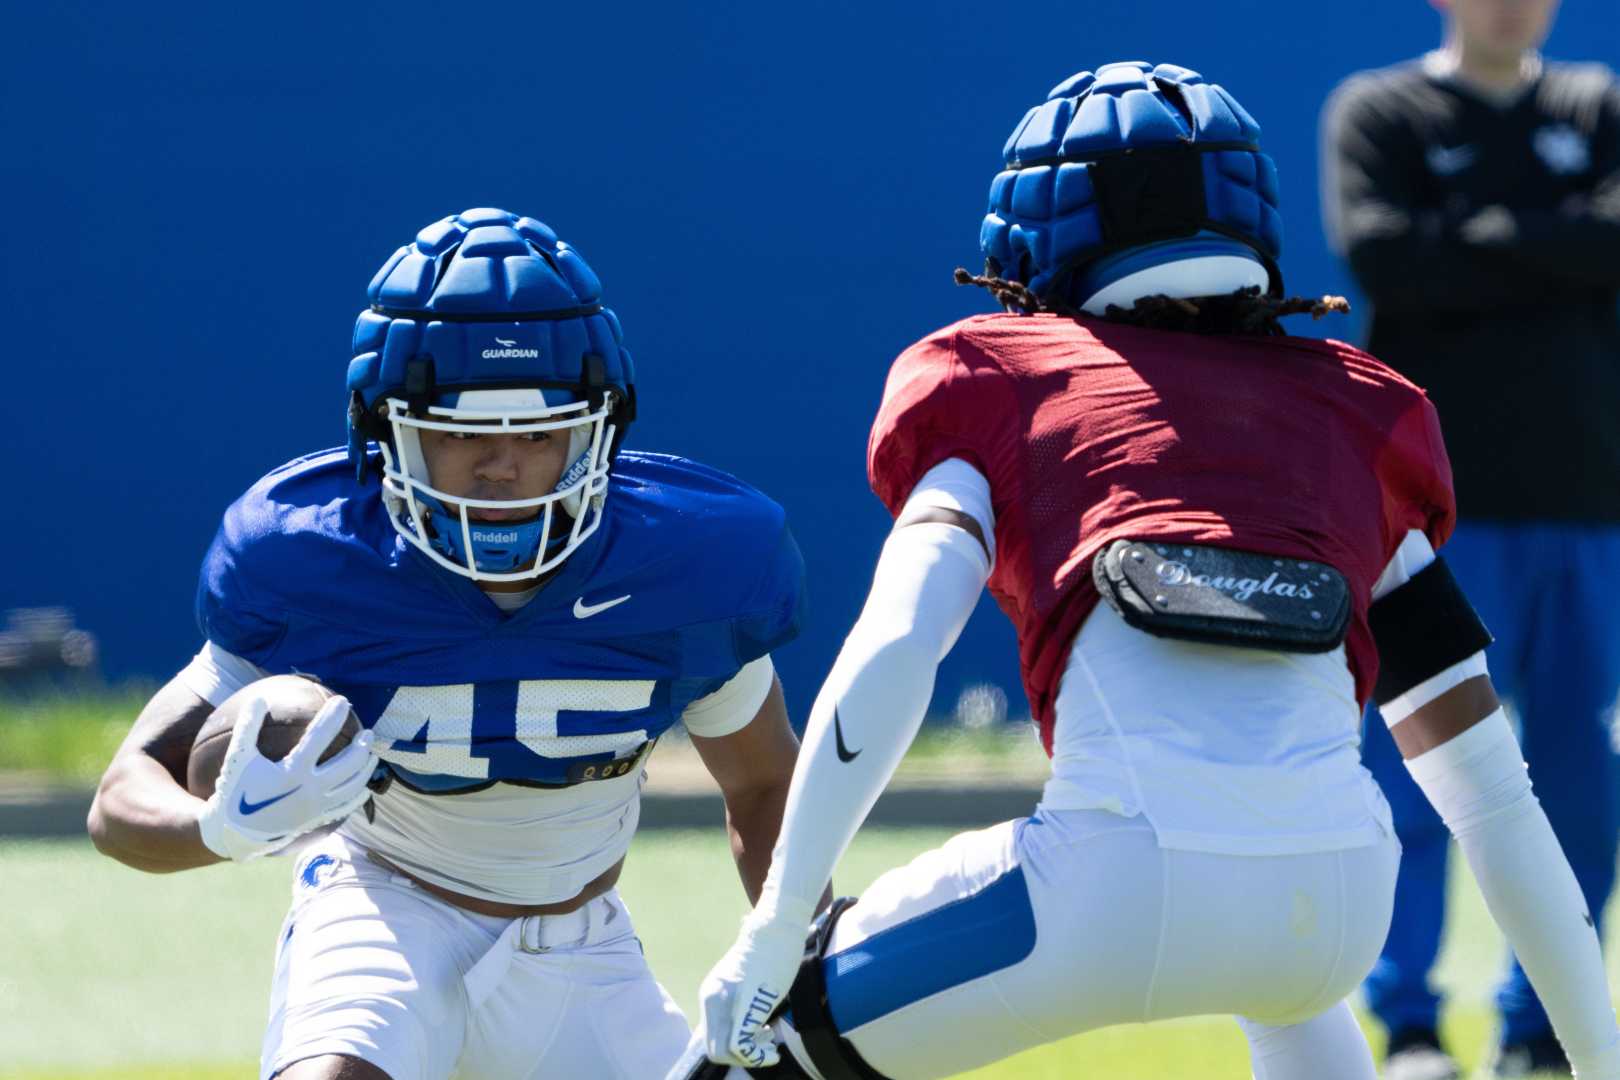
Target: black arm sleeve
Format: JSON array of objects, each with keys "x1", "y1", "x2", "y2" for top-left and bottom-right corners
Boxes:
[
  {"x1": 1368, "y1": 557, "x2": 1493, "y2": 705},
  {"x1": 1321, "y1": 77, "x2": 1562, "y2": 313}
]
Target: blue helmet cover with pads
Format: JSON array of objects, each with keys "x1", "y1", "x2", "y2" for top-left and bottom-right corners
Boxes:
[
  {"x1": 980, "y1": 62, "x2": 1284, "y2": 303},
  {"x1": 347, "y1": 207, "x2": 634, "y2": 450},
  {"x1": 345, "y1": 208, "x2": 637, "y2": 582}
]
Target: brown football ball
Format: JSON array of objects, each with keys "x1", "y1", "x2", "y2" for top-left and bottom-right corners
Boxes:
[{"x1": 186, "y1": 675, "x2": 361, "y2": 798}]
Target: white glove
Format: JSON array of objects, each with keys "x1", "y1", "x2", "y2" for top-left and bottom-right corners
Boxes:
[
  {"x1": 196, "y1": 693, "x2": 378, "y2": 861},
  {"x1": 695, "y1": 903, "x2": 816, "y2": 1069}
]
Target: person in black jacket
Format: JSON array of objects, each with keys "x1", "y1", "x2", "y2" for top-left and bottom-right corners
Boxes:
[{"x1": 1322, "y1": 2, "x2": 1620, "y2": 1078}]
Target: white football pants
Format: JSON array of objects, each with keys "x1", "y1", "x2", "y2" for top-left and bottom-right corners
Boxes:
[
  {"x1": 261, "y1": 834, "x2": 690, "y2": 1080},
  {"x1": 819, "y1": 809, "x2": 1400, "y2": 1080}
]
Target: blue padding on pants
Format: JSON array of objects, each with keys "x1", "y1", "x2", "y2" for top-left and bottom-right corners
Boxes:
[
  {"x1": 1362, "y1": 523, "x2": 1620, "y2": 1043},
  {"x1": 824, "y1": 866, "x2": 1037, "y2": 1032}
]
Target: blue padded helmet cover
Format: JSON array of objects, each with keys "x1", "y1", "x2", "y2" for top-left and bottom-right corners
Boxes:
[
  {"x1": 980, "y1": 62, "x2": 1284, "y2": 300},
  {"x1": 346, "y1": 208, "x2": 634, "y2": 469}
]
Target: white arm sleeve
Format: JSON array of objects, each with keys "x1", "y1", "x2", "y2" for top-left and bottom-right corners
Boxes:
[
  {"x1": 752, "y1": 516, "x2": 991, "y2": 925},
  {"x1": 176, "y1": 641, "x2": 270, "y2": 708},
  {"x1": 682, "y1": 655, "x2": 776, "y2": 739},
  {"x1": 1378, "y1": 531, "x2": 1620, "y2": 1074},
  {"x1": 1407, "y1": 713, "x2": 1620, "y2": 1077},
  {"x1": 901, "y1": 457, "x2": 996, "y2": 564}
]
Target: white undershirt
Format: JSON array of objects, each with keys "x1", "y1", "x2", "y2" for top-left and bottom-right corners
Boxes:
[
  {"x1": 179, "y1": 641, "x2": 774, "y2": 903},
  {"x1": 485, "y1": 586, "x2": 541, "y2": 612},
  {"x1": 756, "y1": 457, "x2": 1419, "y2": 923},
  {"x1": 933, "y1": 459, "x2": 1402, "y2": 855}
]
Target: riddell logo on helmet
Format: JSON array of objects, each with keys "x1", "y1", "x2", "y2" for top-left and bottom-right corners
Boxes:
[
  {"x1": 557, "y1": 453, "x2": 593, "y2": 489},
  {"x1": 472, "y1": 529, "x2": 520, "y2": 544}
]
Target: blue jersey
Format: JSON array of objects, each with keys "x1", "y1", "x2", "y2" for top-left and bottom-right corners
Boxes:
[{"x1": 196, "y1": 448, "x2": 804, "y2": 792}]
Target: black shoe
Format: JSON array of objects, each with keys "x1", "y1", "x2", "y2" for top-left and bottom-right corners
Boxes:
[
  {"x1": 1384, "y1": 1027, "x2": 1461, "y2": 1080},
  {"x1": 1480, "y1": 1032, "x2": 1572, "y2": 1078}
]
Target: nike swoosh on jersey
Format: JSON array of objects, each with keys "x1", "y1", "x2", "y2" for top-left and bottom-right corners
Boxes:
[
  {"x1": 834, "y1": 708, "x2": 861, "y2": 763},
  {"x1": 573, "y1": 594, "x2": 632, "y2": 618},
  {"x1": 239, "y1": 786, "x2": 301, "y2": 815}
]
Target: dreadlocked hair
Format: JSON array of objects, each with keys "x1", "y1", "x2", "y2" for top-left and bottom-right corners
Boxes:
[{"x1": 952, "y1": 268, "x2": 1349, "y2": 337}]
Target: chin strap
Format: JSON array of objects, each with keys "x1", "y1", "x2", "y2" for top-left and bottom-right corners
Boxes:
[{"x1": 413, "y1": 491, "x2": 550, "y2": 575}]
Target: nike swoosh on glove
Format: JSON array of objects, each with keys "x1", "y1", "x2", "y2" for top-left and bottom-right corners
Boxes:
[
  {"x1": 696, "y1": 905, "x2": 816, "y2": 1069},
  {"x1": 196, "y1": 693, "x2": 378, "y2": 862}
]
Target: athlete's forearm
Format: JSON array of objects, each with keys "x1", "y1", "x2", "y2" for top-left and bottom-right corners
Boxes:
[
  {"x1": 1369, "y1": 534, "x2": 1620, "y2": 1076},
  {"x1": 693, "y1": 676, "x2": 817, "y2": 907},
  {"x1": 1455, "y1": 200, "x2": 1620, "y2": 292},
  {"x1": 88, "y1": 755, "x2": 222, "y2": 872},
  {"x1": 722, "y1": 779, "x2": 792, "y2": 906},
  {"x1": 757, "y1": 522, "x2": 987, "y2": 921},
  {"x1": 88, "y1": 674, "x2": 224, "y2": 872},
  {"x1": 1394, "y1": 689, "x2": 1620, "y2": 1078},
  {"x1": 759, "y1": 633, "x2": 939, "y2": 924}
]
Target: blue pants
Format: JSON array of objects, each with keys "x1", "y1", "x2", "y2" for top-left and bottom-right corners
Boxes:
[{"x1": 1361, "y1": 522, "x2": 1620, "y2": 1045}]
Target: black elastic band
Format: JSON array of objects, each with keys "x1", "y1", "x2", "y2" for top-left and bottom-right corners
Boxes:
[
  {"x1": 1369, "y1": 556, "x2": 1493, "y2": 705},
  {"x1": 789, "y1": 898, "x2": 892, "y2": 1080}
]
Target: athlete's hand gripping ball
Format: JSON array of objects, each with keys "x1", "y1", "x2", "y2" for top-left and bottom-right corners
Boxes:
[
  {"x1": 196, "y1": 692, "x2": 377, "y2": 861},
  {"x1": 694, "y1": 905, "x2": 814, "y2": 1069}
]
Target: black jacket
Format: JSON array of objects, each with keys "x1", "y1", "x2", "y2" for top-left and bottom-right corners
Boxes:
[{"x1": 1322, "y1": 59, "x2": 1620, "y2": 522}]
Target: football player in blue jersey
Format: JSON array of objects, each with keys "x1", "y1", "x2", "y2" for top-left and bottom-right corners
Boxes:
[{"x1": 87, "y1": 207, "x2": 811, "y2": 1080}]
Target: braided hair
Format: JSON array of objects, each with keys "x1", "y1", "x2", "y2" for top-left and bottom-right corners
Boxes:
[{"x1": 953, "y1": 268, "x2": 1349, "y2": 337}]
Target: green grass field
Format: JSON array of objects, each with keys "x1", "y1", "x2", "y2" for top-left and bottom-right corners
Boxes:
[
  {"x1": 0, "y1": 687, "x2": 1051, "y2": 790},
  {"x1": 0, "y1": 689, "x2": 152, "y2": 785},
  {"x1": 2, "y1": 826, "x2": 1602, "y2": 1080}
]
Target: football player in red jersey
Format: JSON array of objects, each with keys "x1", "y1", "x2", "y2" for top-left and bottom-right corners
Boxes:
[{"x1": 669, "y1": 62, "x2": 1620, "y2": 1080}]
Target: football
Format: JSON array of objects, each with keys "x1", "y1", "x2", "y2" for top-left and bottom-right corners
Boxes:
[{"x1": 185, "y1": 674, "x2": 361, "y2": 799}]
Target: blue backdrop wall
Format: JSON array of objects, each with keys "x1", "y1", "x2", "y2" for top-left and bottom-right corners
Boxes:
[{"x1": 4, "y1": 3, "x2": 1616, "y2": 724}]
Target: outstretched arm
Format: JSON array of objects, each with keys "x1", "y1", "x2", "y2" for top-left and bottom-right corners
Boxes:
[
  {"x1": 753, "y1": 513, "x2": 989, "y2": 927},
  {"x1": 690, "y1": 473, "x2": 993, "y2": 1070},
  {"x1": 691, "y1": 668, "x2": 814, "y2": 906},
  {"x1": 1373, "y1": 532, "x2": 1620, "y2": 1080}
]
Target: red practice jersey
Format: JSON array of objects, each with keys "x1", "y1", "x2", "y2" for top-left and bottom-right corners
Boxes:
[{"x1": 867, "y1": 313, "x2": 1456, "y2": 754}]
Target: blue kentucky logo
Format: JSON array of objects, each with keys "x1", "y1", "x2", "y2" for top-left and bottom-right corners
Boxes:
[{"x1": 299, "y1": 854, "x2": 337, "y2": 890}]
